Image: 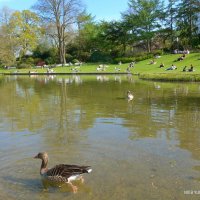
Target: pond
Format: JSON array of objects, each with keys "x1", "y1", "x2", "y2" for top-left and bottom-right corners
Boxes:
[{"x1": 0, "y1": 75, "x2": 200, "y2": 200}]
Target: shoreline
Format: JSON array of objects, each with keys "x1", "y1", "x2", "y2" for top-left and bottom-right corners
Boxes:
[
  {"x1": 2, "y1": 72, "x2": 132, "y2": 76},
  {"x1": 2, "y1": 72, "x2": 200, "y2": 82},
  {"x1": 139, "y1": 73, "x2": 200, "y2": 82}
]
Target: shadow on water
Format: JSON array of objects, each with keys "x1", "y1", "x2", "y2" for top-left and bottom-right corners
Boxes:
[
  {"x1": 3, "y1": 175, "x2": 43, "y2": 192},
  {"x1": 41, "y1": 178, "x2": 92, "y2": 193},
  {"x1": 3, "y1": 175, "x2": 92, "y2": 195}
]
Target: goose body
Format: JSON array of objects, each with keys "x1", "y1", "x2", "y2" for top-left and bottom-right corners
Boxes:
[
  {"x1": 127, "y1": 91, "x2": 134, "y2": 101},
  {"x1": 34, "y1": 152, "x2": 92, "y2": 192}
]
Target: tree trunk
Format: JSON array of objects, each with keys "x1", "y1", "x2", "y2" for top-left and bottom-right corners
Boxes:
[
  {"x1": 147, "y1": 39, "x2": 151, "y2": 53},
  {"x1": 189, "y1": 6, "x2": 193, "y2": 46},
  {"x1": 57, "y1": 24, "x2": 66, "y2": 64},
  {"x1": 57, "y1": 25, "x2": 63, "y2": 64},
  {"x1": 33, "y1": 0, "x2": 82, "y2": 64}
]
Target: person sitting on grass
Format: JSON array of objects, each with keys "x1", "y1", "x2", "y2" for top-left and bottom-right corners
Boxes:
[
  {"x1": 126, "y1": 66, "x2": 131, "y2": 73},
  {"x1": 149, "y1": 59, "x2": 156, "y2": 65},
  {"x1": 182, "y1": 66, "x2": 187, "y2": 72},
  {"x1": 177, "y1": 56, "x2": 184, "y2": 61},
  {"x1": 165, "y1": 64, "x2": 177, "y2": 71},
  {"x1": 159, "y1": 63, "x2": 164, "y2": 68},
  {"x1": 188, "y1": 64, "x2": 194, "y2": 72},
  {"x1": 130, "y1": 61, "x2": 135, "y2": 68}
]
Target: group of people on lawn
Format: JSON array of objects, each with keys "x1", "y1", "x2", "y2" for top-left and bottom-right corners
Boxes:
[
  {"x1": 159, "y1": 63, "x2": 195, "y2": 72},
  {"x1": 129, "y1": 50, "x2": 195, "y2": 72},
  {"x1": 158, "y1": 51, "x2": 195, "y2": 72}
]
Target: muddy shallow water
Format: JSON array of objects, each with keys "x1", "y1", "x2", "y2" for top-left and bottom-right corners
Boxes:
[{"x1": 0, "y1": 75, "x2": 200, "y2": 200}]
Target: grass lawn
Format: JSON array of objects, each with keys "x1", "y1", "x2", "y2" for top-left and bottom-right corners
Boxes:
[
  {"x1": 132, "y1": 53, "x2": 200, "y2": 74},
  {"x1": 1, "y1": 53, "x2": 200, "y2": 81},
  {"x1": 134, "y1": 53, "x2": 200, "y2": 81},
  {"x1": 0, "y1": 63, "x2": 130, "y2": 74}
]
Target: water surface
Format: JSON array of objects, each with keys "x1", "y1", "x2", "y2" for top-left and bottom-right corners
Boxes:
[{"x1": 0, "y1": 75, "x2": 200, "y2": 200}]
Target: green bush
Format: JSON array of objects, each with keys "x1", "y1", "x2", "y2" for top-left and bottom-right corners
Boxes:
[
  {"x1": 25, "y1": 57, "x2": 34, "y2": 65},
  {"x1": 89, "y1": 51, "x2": 112, "y2": 63},
  {"x1": 78, "y1": 52, "x2": 91, "y2": 62},
  {"x1": 33, "y1": 58, "x2": 41, "y2": 65},
  {"x1": 134, "y1": 53, "x2": 154, "y2": 62},
  {"x1": 162, "y1": 48, "x2": 171, "y2": 53},
  {"x1": 17, "y1": 63, "x2": 32, "y2": 69},
  {"x1": 72, "y1": 58, "x2": 79, "y2": 63},
  {"x1": 113, "y1": 57, "x2": 134, "y2": 64},
  {"x1": 65, "y1": 53, "x2": 73, "y2": 62},
  {"x1": 114, "y1": 52, "x2": 157, "y2": 64},
  {"x1": 152, "y1": 49, "x2": 163, "y2": 56},
  {"x1": 44, "y1": 57, "x2": 56, "y2": 65}
]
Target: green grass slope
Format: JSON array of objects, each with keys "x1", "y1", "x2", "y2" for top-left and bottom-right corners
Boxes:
[
  {"x1": 1, "y1": 53, "x2": 200, "y2": 81},
  {"x1": 133, "y1": 53, "x2": 200, "y2": 74},
  {"x1": 134, "y1": 53, "x2": 200, "y2": 81}
]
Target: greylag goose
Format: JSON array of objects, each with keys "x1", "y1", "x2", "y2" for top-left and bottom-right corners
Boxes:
[
  {"x1": 34, "y1": 152, "x2": 92, "y2": 193},
  {"x1": 127, "y1": 90, "x2": 134, "y2": 101}
]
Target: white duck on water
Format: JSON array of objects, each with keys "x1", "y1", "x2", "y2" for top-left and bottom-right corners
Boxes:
[
  {"x1": 34, "y1": 152, "x2": 92, "y2": 193},
  {"x1": 127, "y1": 90, "x2": 134, "y2": 101}
]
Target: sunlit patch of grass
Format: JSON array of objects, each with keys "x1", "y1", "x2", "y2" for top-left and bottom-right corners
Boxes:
[
  {"x1": 139, "y1": 73, "x2": 200, "y2": 82},
  {"x1": 1, "y1": 53, "x2": 200, "y2": 82}
]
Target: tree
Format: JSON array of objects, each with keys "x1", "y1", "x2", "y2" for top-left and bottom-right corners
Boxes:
[
  {"x1": 33, "y1": 44, "x2": 59, "y2": 64},
  {"x1": 33, "y1": 0, "x2": 84, "y2": 64},
  {"x1": 122, "y1": 0, "x2": 164, "y2": 52},
  {"x1": 0, "y1": 6, "x2": 13, "y2": 25},
  {"x1": 9, "y1": 10, "x2": 41, "y2": 59},
  {"x1": 96, "y1": 20, "x2": 130, "y2": 56},
  {"x1": 0, "y1": 7, "x2": 15, "y2": 66},
  {"x1": 76, "y1": 11, "x2": 94, "y2": 59},
  {"x1": 0, "y1": 35, "x2": 16, "y2": 66},
  {"x1": 165, "y1": 0, "x2": 179, "y2": 43},
  {"x1": 66, "y1": 20, "x2": 100, "y2": 62},
  {"x1": 176, "y1": 0, "x2": 200, "y2": 47}
]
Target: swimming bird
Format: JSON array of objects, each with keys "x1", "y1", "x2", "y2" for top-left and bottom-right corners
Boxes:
[
  {"x1": 127, "y1": 91, "x2": 134, "y2": 101},
  {"x1": 34, "y1": 152, "x2": 92, "y2": 193}
]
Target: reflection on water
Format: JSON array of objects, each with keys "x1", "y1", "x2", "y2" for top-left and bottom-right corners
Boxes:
[{"x1": 1, "y1": 75, "x2": 200, "y2": 200}]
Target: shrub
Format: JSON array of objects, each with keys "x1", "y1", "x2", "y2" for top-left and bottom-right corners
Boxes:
[
  {"x1": 78, "y1": 52, "x2": 91, "y2": 62},
  {"x1": 89, "y1": 51, "x2": 112, "y2": 63},
  {"x1": 25, "y1": 57, "x2": 34, "y2": 65},
  {"x1": 114, "y1": 52, "x2": 157, "y2": 64},
  {"x1": 44, "y1": 57, "x2": 57, "y2": 65},
  {"x1": 17, "y1": 63, "x2": 32, "y2": 69},
  {"x1": 65, "y1": 53, "x2": 73, "y2": 62},
  {"x1": 152, "y1": 49, "x2": 163, "y2": 56},
  {"x1": 113, "y1": 57, "x2": 134, "y2": 64},
  {"x1": 162, "y1": 48, "x2": 171, "y2": 53},
  {"x1": 72, "y1": 58, "x2": 79, "y2": 63},
  {"x1": 134, "y1": 53, "x2": 155, "y2": 62},
  {"x1": 33, "y1": 58, "x2": 40, "y2": 65}
]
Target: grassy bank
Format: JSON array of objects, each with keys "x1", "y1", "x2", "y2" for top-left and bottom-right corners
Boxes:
[
  {"x1": 1, "y1": 53, "x2": 200, "y2": 81},
  {"x1": 139, "y1": 73, "x2": 200, "y2": 82},
  {"x1": 0, "y1": 63, "x2": 131, "y2": 74},
  {"x1": 135, "y1": 52, "x2": 200, "y2": 81}
]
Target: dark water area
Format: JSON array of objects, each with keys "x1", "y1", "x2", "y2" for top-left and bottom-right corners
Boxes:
[{"x1": 1, "y1": 75, "x2": 200, "y2": 199}]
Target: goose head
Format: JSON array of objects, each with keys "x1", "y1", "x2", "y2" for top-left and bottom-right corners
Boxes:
[
  {"x1": 34, "y1": 152, "x2": 49, "y2": 174},
  {"x1": 34, "y1": 152, "x2": 48, "y2": 160}
]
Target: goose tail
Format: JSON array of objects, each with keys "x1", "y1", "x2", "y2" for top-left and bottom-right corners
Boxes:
[{"x1": 87, "y1": 168, "x2": 92, "y2": 173}]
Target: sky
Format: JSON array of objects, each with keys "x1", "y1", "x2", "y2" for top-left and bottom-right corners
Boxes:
[{"x1": 0, "y1": 0, "x2": 128, "y2": 21}]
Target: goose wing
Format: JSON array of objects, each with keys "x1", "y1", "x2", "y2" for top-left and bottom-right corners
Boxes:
[{"x1": 47, "y1": 164, "x2": 91, "y2": 178}]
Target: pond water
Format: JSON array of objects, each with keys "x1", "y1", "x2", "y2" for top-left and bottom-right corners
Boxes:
[{"x1": 1, "y1": 75, "x2": 200, "y2": 200}]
